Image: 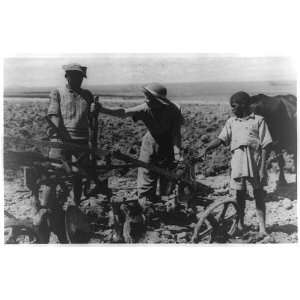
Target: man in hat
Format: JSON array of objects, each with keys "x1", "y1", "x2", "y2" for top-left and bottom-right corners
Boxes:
[
  {"x1": 96, "y1": 83, "x2": 184, "y2": 211},
  {"x1": 34, "y1": 63, "x2": 96, "y2": 242}
]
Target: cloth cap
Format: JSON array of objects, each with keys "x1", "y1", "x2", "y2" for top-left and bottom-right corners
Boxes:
[
  {"x1": 63, "y1": 63, "x2": 87, "y2": 78},
  {"x1": 142, "y1": 83, "x2": 170, "y2": 105}
]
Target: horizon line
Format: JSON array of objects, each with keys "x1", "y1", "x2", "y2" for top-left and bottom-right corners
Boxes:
[{"x1": 4, "y1": 79, "x2": 297, "y2": 90}]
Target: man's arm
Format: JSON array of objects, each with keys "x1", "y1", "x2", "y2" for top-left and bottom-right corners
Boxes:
[
  {"x1": 97, "y1": 101, "x2": 147, "y2": 119},
  {"x1": 98, "y1": 106, "x2": 128, "y2": 119},
  {"x1": 171, "y1": 122, "x2": 182, "y2": 161},
  {"x1": 171, "y1": 109, "x2": 185, "y2": 161},
  {"x1": 47, "y1": 89, "x2": 63, "y2": 138},
  {"x1": 201, "y1": 120, "x2": 231, "y2": 157}
]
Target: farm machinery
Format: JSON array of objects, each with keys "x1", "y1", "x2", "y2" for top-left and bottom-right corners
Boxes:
[{"x1": 4, "y1": 133, "x2": 238, "y2": 244}]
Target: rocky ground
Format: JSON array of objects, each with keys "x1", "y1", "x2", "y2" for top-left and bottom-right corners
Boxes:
[
  {"x1": 4, "y1": 170, "x2": 297, "y2": 244},
  {"x1": 3, "y1": 100, "x2": 297, "y2": 244}
]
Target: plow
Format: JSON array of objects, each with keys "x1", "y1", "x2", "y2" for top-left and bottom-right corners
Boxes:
[{"x1": 4, "y1": 134, "x2": 239, "y2": 244}]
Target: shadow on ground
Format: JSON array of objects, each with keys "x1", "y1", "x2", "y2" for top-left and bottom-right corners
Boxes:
[
  {"x1": 265, "y1": 181, "x2": 297, "y2": 203},
  {"x1": 268, "y1": 224, "x2": 297, "y2": 235}
]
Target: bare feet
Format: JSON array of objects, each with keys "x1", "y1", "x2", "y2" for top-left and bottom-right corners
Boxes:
[
  {"x1": 234, "y1": 225, "x2": 250, "y2": 238},
  {"x1": 248, "y1": 231, "x2": 269, "y2": 243}
]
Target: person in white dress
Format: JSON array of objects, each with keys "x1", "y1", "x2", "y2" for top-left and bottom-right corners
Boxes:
[{"x1": 202, "y1": 91, "x2": 272, "y2": 239}]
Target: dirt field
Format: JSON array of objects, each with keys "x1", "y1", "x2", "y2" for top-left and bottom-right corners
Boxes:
[{"x1": 3, "y1": 100, "x2": 297, "y2": 243}]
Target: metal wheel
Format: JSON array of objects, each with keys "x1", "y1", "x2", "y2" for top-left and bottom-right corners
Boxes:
[{"x1": 191, "y1": 198, "x2": 238, "y2": 243}]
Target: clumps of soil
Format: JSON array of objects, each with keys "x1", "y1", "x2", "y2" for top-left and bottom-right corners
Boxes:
[{"x1": 3, "y1": 101, "x2": 297, "y2": 243}]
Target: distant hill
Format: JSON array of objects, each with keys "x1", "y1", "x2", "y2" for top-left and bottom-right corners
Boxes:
[{"x1": 3, "y1": 80, "x2": 297, "y2": 100}]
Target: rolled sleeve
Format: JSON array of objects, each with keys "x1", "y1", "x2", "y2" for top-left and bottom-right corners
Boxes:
[
  {"x1": 47, "y1": 89, "x2": 60, "y2": 116},
  {"x1": 259, "y1": 118, "x2": 272, "y2": 148},
  {"x1": 218, "y1": 120, "x2": 232, "y2": 146}
]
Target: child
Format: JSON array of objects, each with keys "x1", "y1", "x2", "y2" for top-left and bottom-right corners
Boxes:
[{"x1": 203, "y1": 91, "x2": 272, "y2": 239}]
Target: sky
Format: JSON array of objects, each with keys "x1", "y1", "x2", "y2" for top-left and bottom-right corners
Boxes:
[{"x1": 4, "y1": 55, "x2": 296, "y2": 88}]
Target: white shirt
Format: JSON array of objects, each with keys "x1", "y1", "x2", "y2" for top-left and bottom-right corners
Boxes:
[{"x1": 218, "y1": 113, "x2": 272, "y2": 152}]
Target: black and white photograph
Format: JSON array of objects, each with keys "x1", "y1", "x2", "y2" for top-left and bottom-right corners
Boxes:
[
  {"x1": 3, "y1": 55, "x2": 297, "y2": 244},
  {"x1": 1, "y1": 1, "x2": 300, "y2": 300}
]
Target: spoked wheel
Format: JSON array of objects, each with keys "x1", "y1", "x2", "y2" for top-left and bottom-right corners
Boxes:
[{"x1": 191, "y1": 199, "x2": 238, "y2": 243}]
